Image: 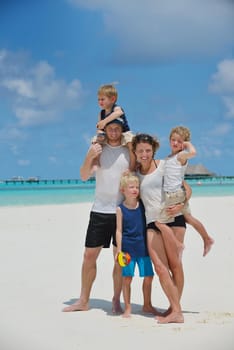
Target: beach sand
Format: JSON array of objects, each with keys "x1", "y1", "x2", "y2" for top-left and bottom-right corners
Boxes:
[{"x1": 0, "y1": 197, "x2": 234, "y2": 350}]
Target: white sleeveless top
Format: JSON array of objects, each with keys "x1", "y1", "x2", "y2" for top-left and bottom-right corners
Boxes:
[
  {"x1": 163, "y1": 153, "x2": 187, "y2": 192},
  {"x1": 92, "y1": 144, "x2": 130, "y2": 213},
  {"x1": 137, "y1": 160, "x2": 165, "y2": 224}
]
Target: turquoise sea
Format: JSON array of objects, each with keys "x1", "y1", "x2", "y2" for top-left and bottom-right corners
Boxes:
[{"x1": 0, "y1": 177, "x2": 234, "y2": 207}]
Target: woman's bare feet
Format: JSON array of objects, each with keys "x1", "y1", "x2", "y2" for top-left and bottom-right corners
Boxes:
[
  {"x1": 203, "y1": 237, "x2": 215, "y2": 257},
  {"x1": 62, "y1": 300, "x2": 89, "y2": 312},
  {"x1": 156, "y1": 311, "x2": 184, "y2": 324},
  {"x1": 142, "y1": 305, "x2": 159, "y2": 316},
  {"x1": 122, "y1": 308, "x2": 131, "y2": 318}
]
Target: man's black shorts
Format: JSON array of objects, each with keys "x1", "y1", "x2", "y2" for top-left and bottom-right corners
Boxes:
[{"x1": 85, "y1": 212, "x2": 117, "y2": 248}]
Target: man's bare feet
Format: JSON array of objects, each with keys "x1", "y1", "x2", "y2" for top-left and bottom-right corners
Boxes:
[
  {"x1": 203, "y1": 237, "x2": 215, "y2": 257},
  {"x1": 112, "y1": 298, "x2": 123, "y2": 314},
  {"x1": 62, "y1": 300, "x2": 89, "y2": 312},
  {"x1": 156, "y1": 311, "x2": 184, "y2": 324}
]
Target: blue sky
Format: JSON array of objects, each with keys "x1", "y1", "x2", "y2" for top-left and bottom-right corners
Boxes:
[{"x1": 0, "y1": 0, "x2": 234, "y2": 179}]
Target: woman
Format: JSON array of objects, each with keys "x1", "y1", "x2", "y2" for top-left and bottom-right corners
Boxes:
[{"x1": 132, "y1": 133, "x2": 190, "y2": 323}]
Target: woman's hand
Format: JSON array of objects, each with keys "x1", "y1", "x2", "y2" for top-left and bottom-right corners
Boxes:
[{"x1": 166, "y1": 203, "x2": 184, "y2": 216}]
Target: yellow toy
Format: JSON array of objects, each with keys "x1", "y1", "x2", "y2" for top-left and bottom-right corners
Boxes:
[{"x1": 117, "y1": 252, "x2": 131, "y2": 267}]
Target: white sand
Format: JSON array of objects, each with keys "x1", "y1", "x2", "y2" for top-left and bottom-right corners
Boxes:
[{"x1": 0, "y1": 197, "x2": 234, "y2": 350}]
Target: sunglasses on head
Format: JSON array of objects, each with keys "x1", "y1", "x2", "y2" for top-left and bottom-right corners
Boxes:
[{"x1": 135, "y1": 134, "x2": 153, "y2": 143}]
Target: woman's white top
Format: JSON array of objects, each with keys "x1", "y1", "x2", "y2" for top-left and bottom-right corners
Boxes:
[{"x1": 137, "y1": 160, "x2": 165, "y2": 224}]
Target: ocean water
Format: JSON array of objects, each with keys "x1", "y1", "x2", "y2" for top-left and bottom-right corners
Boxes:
[
  {"x1": 0, "y1": 177, "x2": 234, "y2": 207},
  {"x1": 0, "y1": 179, "x2": 95, "y2": 207}
]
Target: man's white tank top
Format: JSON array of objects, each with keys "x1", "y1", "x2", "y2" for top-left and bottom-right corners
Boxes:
[{"x1": 92, "y1": 144, "x2": 130, "y2": 214}]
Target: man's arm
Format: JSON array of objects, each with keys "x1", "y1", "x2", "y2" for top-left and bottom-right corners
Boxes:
[{"x1": 80, "y1": 143, "x2": 102, "y2": 181}]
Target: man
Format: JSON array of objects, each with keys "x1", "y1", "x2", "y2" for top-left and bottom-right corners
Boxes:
[{"x1": 63, "y1": 120, "x2": 130, "y2": 313}]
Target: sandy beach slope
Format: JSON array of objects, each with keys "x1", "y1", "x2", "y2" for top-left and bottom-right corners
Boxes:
[{"x1": 0, "y1": 197, "x2": 234, "y2": 350}]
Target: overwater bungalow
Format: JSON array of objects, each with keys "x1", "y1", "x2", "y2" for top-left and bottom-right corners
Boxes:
[
  {"x1": 185, "y1": 164, "x2": 215, "y2": 179},
  {"x1": 26, "y1": 176, "x2": 40, "y2": 183}
]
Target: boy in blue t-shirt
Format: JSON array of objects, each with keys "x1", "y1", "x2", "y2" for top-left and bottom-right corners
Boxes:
[{"x1": 116, "y1": 172, "x2": 156, "y2": 318}]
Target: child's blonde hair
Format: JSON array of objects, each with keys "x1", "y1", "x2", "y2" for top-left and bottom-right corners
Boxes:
[
  {"x1": 120, "y1": 172, "x2": 139, "y2": 191},
  {"x1": 98, "y1": 84, "x2": 118, "y2": 100},
  {"x1": 169, "y1": 126, "x2": 191, "y2": 141}
]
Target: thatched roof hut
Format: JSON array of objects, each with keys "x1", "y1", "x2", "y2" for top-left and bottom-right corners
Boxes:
[{"x1": 185, "y1": 163, "x2": 215, "y2": 178}]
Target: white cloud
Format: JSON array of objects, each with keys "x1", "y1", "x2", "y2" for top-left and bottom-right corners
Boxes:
[
  {"x1": 83, "y1": 132, "x2": 93, "y2": 146},
  {"x1": 197, "y1": 144, "x2": 222, "y2": 158},
  {"x1": 0, "y1": 126, "x2": 26, "y2": 141},
  {"x1": 18, "y1": 159, "x2": 30, "y2": 166},
  {"x1": 209, "y1": 123, "x2": 232, "y2": 136},
  {"x1": 2, "y1": 79, "x2": 34, "y2": 98},
  {"x1": 69, "y1": 0, "x2": 234, "y2": 63},
  {"x1": 197, "y1": 139, "x2": 223, "y2": 158},
  {"x1": 223, "y1": 97, "x2": 234, "y2": 119},
  {"x1": 209, "y1": 59, "x2": 234, "y2": 119},
  {"x1": 15, "y1": 108, "x2": 58, "y2": 127},
  {"x1": 196, "y1": 122, "x2": 232, "y2": 160},
  {"x1": 213, "y1": 149, "x2": 222, "y2": 157},
  {"x1": 10, "y1": 144, "x2": 20, "y2": 156},
  {"x1": 0, "y1": 126, "x2": 27, "y2": 157},
  {"x1": 0, "y1": 49, "x2": 85, "y2": 126},
  {"x1": 48, "y1": 156, "x2": 58, "y2": 164},
  {"x1": 209, "y1": 59, "x2": 234, "y2": 94}
]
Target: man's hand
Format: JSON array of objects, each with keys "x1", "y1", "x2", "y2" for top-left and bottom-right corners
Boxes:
[
  {"x1": 80, "y1": 143, "x2": 103, "y2": 181},
  {"x1": 88, "y1": 142, "x2": 103, "y2": 159}
]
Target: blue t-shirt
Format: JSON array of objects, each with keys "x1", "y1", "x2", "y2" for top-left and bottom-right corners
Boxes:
[
  {"x1": 119, "y1": 201, "x2": 149, "y2": 258},
  {"x1": 100, "y1": 104, "x2": 130, "y2": 132}
]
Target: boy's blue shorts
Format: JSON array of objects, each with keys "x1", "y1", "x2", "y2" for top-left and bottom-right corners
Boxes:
[{"x1": 122, "y1": 256, "x2": 154, "y2": 277}]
